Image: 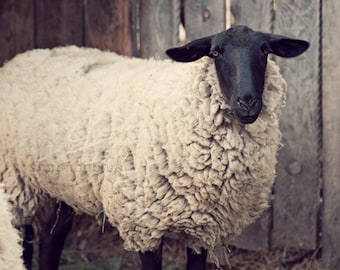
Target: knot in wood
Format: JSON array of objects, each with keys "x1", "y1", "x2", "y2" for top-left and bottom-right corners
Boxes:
[
  {"x1": 202, "y1": 8, "x2": 211, "y2": 21},
  {"x1": 287, "y1": 160, "x2": 302, "y2": 175}
]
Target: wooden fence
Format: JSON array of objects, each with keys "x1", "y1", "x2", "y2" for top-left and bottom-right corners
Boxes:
[{"x1": 1, "y1": 0, "x2": 339, "y2": 268}]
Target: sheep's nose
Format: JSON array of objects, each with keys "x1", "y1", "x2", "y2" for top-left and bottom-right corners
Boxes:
[
  {"x1": 233, "y1": 95, "x2": 263, "y2": 124},
  {"x1": 237, "y1": 96, "x2": 258, "y2": 111}
]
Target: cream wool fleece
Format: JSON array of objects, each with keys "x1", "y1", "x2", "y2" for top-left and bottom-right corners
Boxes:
[
  {"x1": 0, "y1": 46, "x2": 287, "y2": 252},
  {"x1": 0, "y1": 184, "x2": 25, "y2": 270}
]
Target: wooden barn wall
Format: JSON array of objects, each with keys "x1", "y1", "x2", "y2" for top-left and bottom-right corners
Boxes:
[{"x1": 1, "y1": 0, "x2": 340, "y2": 267}]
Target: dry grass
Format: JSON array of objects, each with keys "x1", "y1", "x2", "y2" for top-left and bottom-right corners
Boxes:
[
  {"x1": 221, "y1": 247, "x2": 322, "y2": 270},
  {"x1": 51, "y1": 215, "x2": 324, "y2": 270}
]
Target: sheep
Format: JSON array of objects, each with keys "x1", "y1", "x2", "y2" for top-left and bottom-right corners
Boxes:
[
  {"x1": 0, "y1": 184, "x2": 25, "y2": 270},
  {"x1": 0, "y1": 25, "x2": 309, "y2": 269}
]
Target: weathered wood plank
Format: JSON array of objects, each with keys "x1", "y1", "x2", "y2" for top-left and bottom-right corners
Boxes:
[
  {"x1": 85, "y1": 0, "x2": 133, "y2": 56},
  {"x1": 272, "y1": 0, "x2": 320, "y2": 250},
  {"x1": 0, "y1": 0, "x2": 34, "y2": 65},
  {"x1": 35, "y1": 0, "x2": 83, "y2": 48},
  {"x1": 229, "y1": 210, "x2": 271, "y2": 251},
  {"x1": 184, "y1": 0, "x2": 226, "y2": 41},
  {"x1": 139, "y1": 0, "x2": 180, "y2": 58},
  {"x1": 228, "y1": 0, "x2": 273, "y2": 251},
  {"x1": 230, "y1": 0, "x2": 272, "y2": 32},
  {"x1": 322, "y1": 1, "x2": 340, "y2": 268}
]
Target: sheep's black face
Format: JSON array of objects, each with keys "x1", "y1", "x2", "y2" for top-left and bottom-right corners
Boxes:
[
  {"x1": 166, "y1": 25, "x2": 309, "y2": 124},
  {"x1": 210, "y1": 27, "x2": 267, "y2": 123}
]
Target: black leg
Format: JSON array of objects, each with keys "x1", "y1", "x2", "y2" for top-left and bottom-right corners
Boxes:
[
  {"x1": 186, "y1": 247, "x2": 207, "y2": 270},
  {"x1": 39, "y1": 202, "x2": 74, "y2": 270},
  {"x1": 139, "y1": 241, "x2": 163, "y2": 270},
  {"x1": 23, "y1": 224, "x2": 34, "y2": 270}
]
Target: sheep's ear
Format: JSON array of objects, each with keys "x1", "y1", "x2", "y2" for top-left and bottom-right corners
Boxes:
[
  {"x1": 166, "y1": 36, "x2": 213, "y2": 62},
  {"x1": 263, "y1": 34, "x2": 310, "y2": 58}
]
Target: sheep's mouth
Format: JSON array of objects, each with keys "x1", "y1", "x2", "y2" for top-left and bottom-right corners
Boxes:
[
  {"x1": 236, "y1": 114, "x2": 259, "y2": 124},
  {"x1": 230, "y1": 97, "x2": 262, "y2": 124}
]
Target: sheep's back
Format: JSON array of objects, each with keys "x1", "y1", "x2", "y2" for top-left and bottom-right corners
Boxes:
[{"x1": 0, "y1": 46, "x2": 196, "y2": 216}]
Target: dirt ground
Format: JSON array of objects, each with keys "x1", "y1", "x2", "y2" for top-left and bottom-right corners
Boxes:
[{"x1": 43, "y1": 215, "x2": 324, "y2": 270}]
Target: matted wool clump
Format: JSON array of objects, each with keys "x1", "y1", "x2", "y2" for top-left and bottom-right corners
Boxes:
[
  {"x1": 0, "y1": 184, "x2": 25, "y2": 269},
  {"x1": 0, "y1": 46, "x2": 286, "y2": 252}
]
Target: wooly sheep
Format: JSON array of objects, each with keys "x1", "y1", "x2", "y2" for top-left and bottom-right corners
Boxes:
[
  {"x1": 0, "y1": 184, "x2": 25, "y2": 270},
  {"x1": 0, "y1": 26, "x2": 309, "y2": 269}
]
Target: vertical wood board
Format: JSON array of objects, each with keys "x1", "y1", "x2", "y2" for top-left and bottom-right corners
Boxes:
[
  {"x1": 230, "y1": 0, "x2": 272, "y2": 32},
  {"x1": 0, "y1": 0, "x2": 34, "y2": 65},
  {"x1": 184, "y1": 0, "x2": 226, "y2": 41},
  {"x1": 84, "y1": 0, "x2": 133, "y2": 56},
  {"x1": 322, "y1": 1, "x2": 340, "y2": 268},
  {"x1": 272, "y1": 0, "x2": 320, "y2": 250},
  {"x1": 139, "y1": 0, "x2": 180, "y2": 58},
  {"x1": 35, "y1": 0, "x2": 83, "y2": 48}
]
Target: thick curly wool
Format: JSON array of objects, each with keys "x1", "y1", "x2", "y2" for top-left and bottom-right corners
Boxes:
[
  {"x1": 0, "y1": 184, "x2": 25, "y2": 270},
  {"x1": 0, "y1": 46, "x2": 287, "y2": 252}
]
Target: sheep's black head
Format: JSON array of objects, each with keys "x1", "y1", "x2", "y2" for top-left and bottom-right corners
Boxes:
[{"x1": 166, "y1": 25, "x2": 309, "y2": 124}]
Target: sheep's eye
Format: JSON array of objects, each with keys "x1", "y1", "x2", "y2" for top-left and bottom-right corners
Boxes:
[{"x1": 212, "y1": 51, "x2": 219, "y2": 57}]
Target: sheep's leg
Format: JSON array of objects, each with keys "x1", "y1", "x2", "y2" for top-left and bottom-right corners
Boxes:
[
  {"x1": 186, "y1": 247, "x2": 207, "y2": 270},
  {"x1": 23, "y1": 224, "x2": 34, "y2": 270},
  {"x1": 139, "y1": 241, "x2": 163, "y2": 270},
  {"x1": 39, "y1": 202, "x2": 74, "y2": 270}
]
